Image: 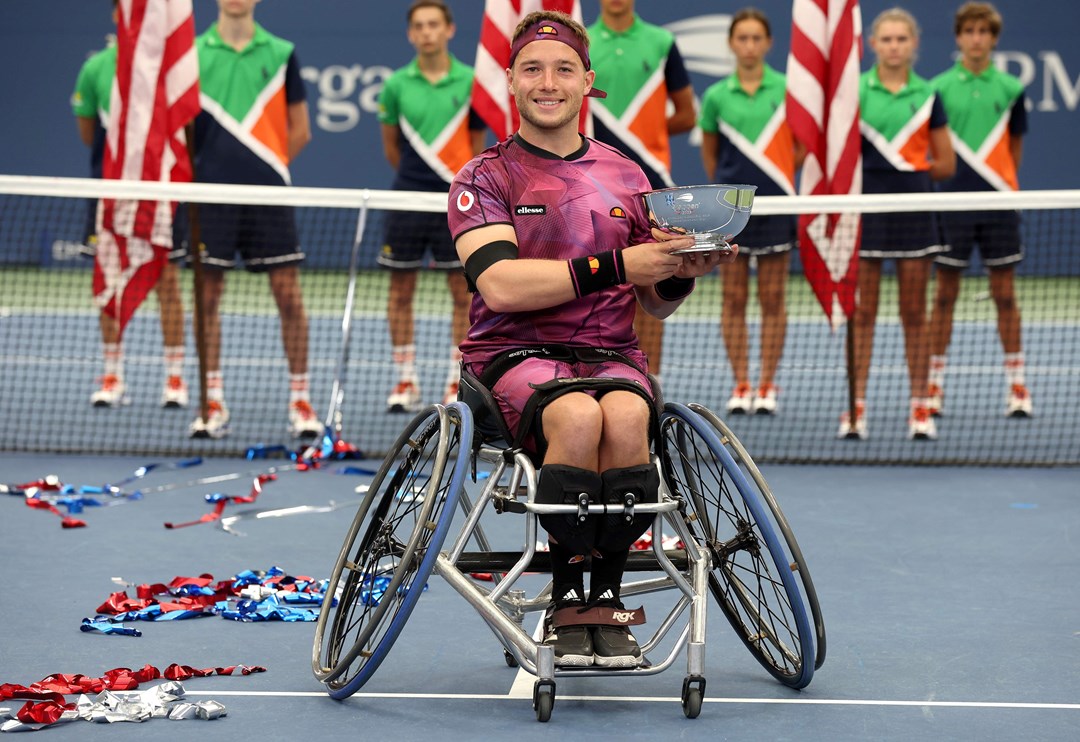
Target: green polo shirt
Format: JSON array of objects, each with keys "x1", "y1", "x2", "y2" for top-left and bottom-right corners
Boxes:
[
  {"x1": 378, "y1": 55, "x2": 477, "y2": 190},
  {"x1": 72, "y1": 43, "x2": 116, "y2": 121}
]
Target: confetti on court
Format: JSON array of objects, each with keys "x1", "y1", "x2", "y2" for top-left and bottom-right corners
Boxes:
[
  {"x1": 92, "y1": 566, "x2": 333, "y2": 625},
  {"x1": 0, "y1": 664, "x2": 263, "y2": 731}
]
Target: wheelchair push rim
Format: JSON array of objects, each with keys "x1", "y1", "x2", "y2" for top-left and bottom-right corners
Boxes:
[
  {"x1": 312, "y1": 403, "x2": 471, "y2": 697},
  {"x1": 688, "y1": 403, "x2": 827, "y2": 671},
  {"x1": 660, "y1": 403, "x2": 816, "y2": 689}
]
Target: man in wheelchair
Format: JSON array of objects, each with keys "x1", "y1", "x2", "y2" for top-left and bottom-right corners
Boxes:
[{"x1": 448, "y1": 11, "x2": 734, "y2": 668}]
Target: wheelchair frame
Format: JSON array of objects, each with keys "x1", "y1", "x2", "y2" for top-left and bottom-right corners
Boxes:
[{"x1": 312, "y1": 396, "x2": 825, "y2": 722}]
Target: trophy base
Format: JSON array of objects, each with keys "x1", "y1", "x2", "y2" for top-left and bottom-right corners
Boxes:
[{"x1": 669, "y1": 235, "x2": 734, "y2": 255}]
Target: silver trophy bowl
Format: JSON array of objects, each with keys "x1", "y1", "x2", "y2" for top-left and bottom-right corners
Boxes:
[{"x1": 640, "y1": 184, "x2": 757, "y2": 254}]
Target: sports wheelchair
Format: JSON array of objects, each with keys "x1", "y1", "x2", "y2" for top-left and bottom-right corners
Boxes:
[{"x1": 312, "y1": 371, "x2": 825, "y2": 722}]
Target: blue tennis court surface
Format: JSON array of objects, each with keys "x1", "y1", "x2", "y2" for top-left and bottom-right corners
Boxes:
[{"x1": 2, "y1": 452, "x2": 1076, "y2": 740}]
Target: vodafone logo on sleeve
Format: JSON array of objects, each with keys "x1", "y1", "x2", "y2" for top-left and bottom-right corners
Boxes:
[{"x1": 456, "y1": 190, "x2": 475, "y2": 212}]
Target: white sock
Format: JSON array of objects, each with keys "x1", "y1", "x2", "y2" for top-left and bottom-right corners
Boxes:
[
  {"x1": 392, "y1": 344, "x2": 417, "y2": 382},
  {"x1": 1004, "y1": 352, "x2": 1025, "y2": 386},
  {"x1": 207, "y1": 370, "x2": 225, "y2": 403},
  {"x1": 929, "y1": 355, "x2": 946, "y2": 388},
  {"x1": 164, "y1": 346, "x2": 184, "y2": 379},
  {"x1": 104, "y1": 343, "x2": 123, "y2": 379},
  {"x1": 289, "y1": 373, "x2": 310, "y2": 404}
]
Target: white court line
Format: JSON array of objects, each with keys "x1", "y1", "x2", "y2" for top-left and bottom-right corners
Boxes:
[
  {"x1": 506, "y1": 614, "x2": 546, "y2": 699},
  {"x1": 181, "y1": 690, "x2": 1080, "y2": 710}
]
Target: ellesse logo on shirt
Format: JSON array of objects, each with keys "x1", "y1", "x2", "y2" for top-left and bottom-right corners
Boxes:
[{"x1": 515, "y1": 204, "x2": 546, "y2": 216}]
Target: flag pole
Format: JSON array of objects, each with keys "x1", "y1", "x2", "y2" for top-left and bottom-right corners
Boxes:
[{"x1": 184, "y1": 121, "x2": 209, "y2": 426}]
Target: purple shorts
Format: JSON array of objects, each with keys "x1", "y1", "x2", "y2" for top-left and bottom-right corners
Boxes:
[{"x1": 470, "y1": 351, "x2": 652, "y2": 452}]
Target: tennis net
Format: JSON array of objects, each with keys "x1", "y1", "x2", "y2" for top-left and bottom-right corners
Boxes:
[{"x1": 1, "y1": 175, "x2": 1077, "y2": 465}]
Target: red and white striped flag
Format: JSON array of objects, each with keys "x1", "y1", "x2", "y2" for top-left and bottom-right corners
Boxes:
[
  {"x1": 786, "y1": 0, "x2": 863, "y2": 327},
  {"x1": 94, "y1": 0, "x2": 200, "y2": 336},
  {"x1": 472, "y1": 0, "x2": 586, "y2": 141}
]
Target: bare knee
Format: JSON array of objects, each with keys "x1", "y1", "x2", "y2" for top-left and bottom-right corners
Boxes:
[{"x1": 542, "y1": 394, "x2": 603, "y2": 452}]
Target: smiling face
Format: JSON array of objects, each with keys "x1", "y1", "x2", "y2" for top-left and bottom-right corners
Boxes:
[
  {"x1": 507, "y1": 40, "x2": 594, "y2": 135},
  {"x1": 870, "y1": 19, "x2": 918, "y2": 73}
]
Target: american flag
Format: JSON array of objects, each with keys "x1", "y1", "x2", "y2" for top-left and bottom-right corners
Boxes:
[
  {"x1": 94, "y1": 0, "x2": 200, "y2": 335},
  {"x1": 786, "y1": 0, "x2": 863, "y2": 327},
  {"x1": 472, "y1": 0, "x2": 586, "y2": 141}
]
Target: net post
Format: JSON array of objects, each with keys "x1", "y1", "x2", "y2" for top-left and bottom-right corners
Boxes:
[
  {"x1": 184, "y1": 121, "x2": 209, "y2": 426},
  {"x1": 323, "y1": 192, "x2": 371, "y2": 440}
]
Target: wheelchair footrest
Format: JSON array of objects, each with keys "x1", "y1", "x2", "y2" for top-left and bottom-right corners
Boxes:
[{"x1": 453, "y1": 549, "x2": 690, "y2": 573}]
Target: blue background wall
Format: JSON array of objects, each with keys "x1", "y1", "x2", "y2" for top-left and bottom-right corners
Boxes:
[{"x1": 2, "y1": 0, "x2": 1078, "y2": 191}]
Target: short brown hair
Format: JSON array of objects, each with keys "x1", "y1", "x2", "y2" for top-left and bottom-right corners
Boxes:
[
  {"x1": 512, "y1": 10, "x2": 590, "y2": 51},
  {"x1": 408, "y1": 0, "x2": 452, "y2": 25},
  {"x1": 954, "y1": 2, "x2": 1002, "y2": 38},
  {"x1": 729, "y1": 7, "x2": 772, "y2": 40}
]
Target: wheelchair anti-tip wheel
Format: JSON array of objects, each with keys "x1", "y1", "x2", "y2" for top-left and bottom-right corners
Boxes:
[
  {"x1": 689, "y1": 403, "x2": 826, "y2": 672},
  {"x1": 312, "y1": 403, "x2": 471, "y2": 699},
  {"x1": 660, "y1": 403, "x2": 816, "y2": 689}
]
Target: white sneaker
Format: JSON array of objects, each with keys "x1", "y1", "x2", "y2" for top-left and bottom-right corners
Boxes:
[
  {"x1": 189, "y1": 400, "x2": 230, "y2": 439},
  {"x1": 161, "y1": 376, "x2": 189, "y2": 408},
  {"x1": 91, "y1": 375, "x2": 129, "y2": 407},
  {"x1": 289, "y1": 399, "x2": 323, "y2": 438},
  {"x1": 387, "y1": 379, "x2": 422, "y2": 413},
  {"x1": 1005, "y1": 384, "x2": 1033, "y2": 418},
  {"x1": 907, "y1": 406, "x2": 938, "y2": 440},
  {"x1": 927, "y1": 383, "x2": 944, "y2": 417},
  {"x1": 726, "y1": 383, "x2": 753, "y2": 414},
  {"x1": 752, "y1": 384, "x2": 778, "y2": 415},
  {"x1": 837, "y1": 402, "x2": 867, "y2": 440},
  {"x1": 442, "y1": 381, "x2": 459, "y2": 407}
]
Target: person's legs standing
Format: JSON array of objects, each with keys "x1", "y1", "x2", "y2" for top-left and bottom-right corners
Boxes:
[
  {"x1": 839, "y1": 259, "x2": 880, "y2": 439},
  {"x1": 386, "y1": 269, "x2": 422, "y2": 411},
  {"x1": 754, "y1": 251, "x2": 789, "y2": 414},
  {"x1": 897, "y1": 256, "x2": 936, "y2": 438},
  {"x1": 720, "y1": 255, "x2": 752, "y2": 413},
  {"x1": 156, "y1": 262, "x2": 188, "y2": 408},
  {"x1": 269, "y1": 264, "x2": 320, "y2": 437},
  {"x1": 443, "y1": 269, "x2": 469, "y2": 405}
]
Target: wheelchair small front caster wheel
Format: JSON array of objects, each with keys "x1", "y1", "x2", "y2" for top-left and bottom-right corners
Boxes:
[
  {"x1": 681, "y1": 675, "x2": 706, "y2": 719},
  {"x1": 533, "y1": 679, "x2": 556, "y2": 722},
  {"x1": 503, "y1": 649, "x2": 518, "y2": 668}
]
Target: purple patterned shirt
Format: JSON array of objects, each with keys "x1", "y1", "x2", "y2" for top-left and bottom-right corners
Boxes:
[{"x1": 448, "y1": 134, "x2": 654, "y2": 366}]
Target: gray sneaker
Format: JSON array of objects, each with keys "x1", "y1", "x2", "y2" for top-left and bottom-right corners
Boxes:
[
  {"x1": 543, "y1": 600, "x2": 593, "y2": 667},
  {"x1": 592, "y1": 623, "x2": 642, "y2": 668}
]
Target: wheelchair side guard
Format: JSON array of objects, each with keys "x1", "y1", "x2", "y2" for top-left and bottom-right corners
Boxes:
[{"x1": 551, "y1": 603, "x2": 647, "y2": 628}]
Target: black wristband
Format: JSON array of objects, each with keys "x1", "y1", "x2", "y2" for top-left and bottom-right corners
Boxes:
[
  {"x1": 654, "y1": 276, "x2": 695, "y2": 302},
  {"x1": 567, "y1": 250, "x2": 626, "y2": 298}
]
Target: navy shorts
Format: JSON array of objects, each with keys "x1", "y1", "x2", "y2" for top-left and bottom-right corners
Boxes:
[
  {"x1": 173, "y1": 203, "x2": 303, "y2": 272},
  {"x1": 735, "y1": 214, "x2": 796, "y2": 257},
  {"x1": 860, "y1": 171, "x2": 945, "y2": 260},
  {"x1": 936, "y1": 210, "x2": 1024, "y2": 269},
  {"x1": 378, "y1": 210, "x2": 461, "y2": 270}
]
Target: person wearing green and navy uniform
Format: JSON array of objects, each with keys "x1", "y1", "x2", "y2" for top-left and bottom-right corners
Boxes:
[
  {"x1": 587, "y1": 0, "x2": 696, "y2": 377},
  {"x1": 927, "y1": 1, "x2": 1032, "y2": 420},
  {"x1": 178, "y1": 0, "x2": 321, "y2": 442},
  {"x1": 698, "y1": 8, "x2": 801, "y2": 418},
  {"x1": 377, "y1": 0, "x2": 486, "y2": 414},
  {"x1": 848, "y1": 8, "x2": 957, "y2": 442},
  {"x1": 71, "y1": 0, "x2": 188, "y2": 413}
]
